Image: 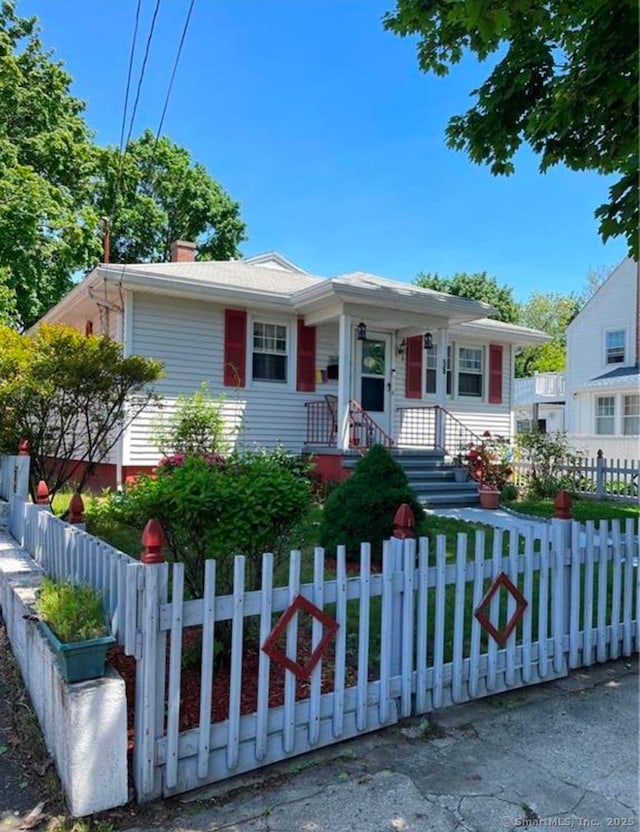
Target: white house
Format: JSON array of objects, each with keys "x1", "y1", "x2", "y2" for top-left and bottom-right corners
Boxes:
[
  {"x1": 37, "y1": 244, "x2": 548, "y2": 488},
  {"x1": 513, "y1": 372, "x2": 566, "y2": 434},
  {"x1": 565, "y1": 257, "x2": 639, "y2": 460}
]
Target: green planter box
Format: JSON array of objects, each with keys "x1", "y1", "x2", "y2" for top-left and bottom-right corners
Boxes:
[{"x1": 39, "y1": 620, "x2": 116, "y2": 683}]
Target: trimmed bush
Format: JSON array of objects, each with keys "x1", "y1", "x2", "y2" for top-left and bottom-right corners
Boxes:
[{"x1": 318, "y1": 445, "x2": 425, "y2": 562}]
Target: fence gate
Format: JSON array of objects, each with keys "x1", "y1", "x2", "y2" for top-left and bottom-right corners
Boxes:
[{"x1": 126, "y1": 519, "x2": 638, "y2": 801}]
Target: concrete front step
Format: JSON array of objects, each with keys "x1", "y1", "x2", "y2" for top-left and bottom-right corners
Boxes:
[{"x1": 418, "y1": 492, "x2": 481, "y2": 507}]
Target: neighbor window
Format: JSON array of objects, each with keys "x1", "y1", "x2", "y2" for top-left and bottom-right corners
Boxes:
[
  {"x1": 623, "y1": 394, "x2": 640, "y2": 435},
  {"x1": 595, "y1": 396, "x2": 615, "y2": 435},
  {"x1": 516, "y1": 419, "x2": 533, "y2": 434},
  {"x1": 458, "y1": 347, "x2": 483, "y2": 397},
  {"x1": 605, "y1": 329, "x2": 625, "y2": 364},
  {"x1": 252, "y1": 321, "x2": 287, "y2": 382},
  {"x1": 425, "y1": 346, "x2": 452, "y2": 395}
]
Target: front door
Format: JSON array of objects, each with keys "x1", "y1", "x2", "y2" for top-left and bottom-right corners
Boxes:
[{"x1": 355, "y1": 333, "x2": 392, "y2": 436}]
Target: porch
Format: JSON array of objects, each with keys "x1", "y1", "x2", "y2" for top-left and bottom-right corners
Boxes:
[{"x1": 304, "y1": 398, "x2": 484, "y2": 507}]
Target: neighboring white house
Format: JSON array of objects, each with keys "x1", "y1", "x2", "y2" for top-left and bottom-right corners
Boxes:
[
  {"x1": 565, "y1": 257, "x2": 639, "y2": 460},
  {"x1": 513, "y1": 372, "x2": 566, "y2": 434},
  {"x1": 36, "y1": 244, "x2": 548, "y2": 487}
]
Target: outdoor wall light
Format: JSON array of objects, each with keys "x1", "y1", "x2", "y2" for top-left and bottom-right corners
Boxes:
[
  {"x1": 397, "y1": 338, "x2": 407, "y2": 358},
  {"x1": 424, "y1": 331, "x2": 434, "y2": 350},
  {"x1": 356, "y1": 321, "x2": 367, "y2": 341}
]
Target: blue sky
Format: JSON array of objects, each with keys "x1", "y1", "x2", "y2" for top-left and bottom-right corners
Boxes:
[{"x1": 23, "y1": 0, "x2": 627, "y2": 302}]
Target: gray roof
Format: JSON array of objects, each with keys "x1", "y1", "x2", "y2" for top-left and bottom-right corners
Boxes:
[{"x1": 583, "y1": 364, "x2": 640, "y2": 389}]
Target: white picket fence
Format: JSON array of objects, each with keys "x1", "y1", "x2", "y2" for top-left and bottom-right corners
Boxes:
[
  {"x1": 7, "y1": 495, "x2": 640, "y2": 803},
  {"x1": 0, "y1": 454, "x2": 30, "y2": 502},
  {"x1": 513, "y1": 455, "x2": 639, "y2": 501},
  {"x1": 9, "y1": 495, "x2": 137, "y2": 646}
]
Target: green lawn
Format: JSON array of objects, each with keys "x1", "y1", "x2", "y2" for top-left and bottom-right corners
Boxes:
[{"x1": 507, "y1": 497, "x2": 639, "y2": 523}]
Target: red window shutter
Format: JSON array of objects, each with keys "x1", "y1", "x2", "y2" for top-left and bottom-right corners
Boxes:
[
  {"x1": 224, "y1": 309, "x2": 247, "y2": 387},
  {"x1": 296, "y1": 319, "x2": 316, "y2": 392},
  {"x1": 489, "y1": 344, "x2": 503, "y2": 404},
  {"x1": 405, "y1": 335, "x2": 423, "y2": 398}
]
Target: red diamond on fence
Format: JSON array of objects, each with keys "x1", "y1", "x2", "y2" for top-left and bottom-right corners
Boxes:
[
  {"x1": 474, "y1": 572, "x2": 528, "y2": 648},
  {"x1": 261, "y1": 595, "x2": 339, "y2": 681}
]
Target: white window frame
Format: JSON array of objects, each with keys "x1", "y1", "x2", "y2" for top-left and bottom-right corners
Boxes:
[
  {"x1": 249, "y1": 317, "x2": 292, "y2": 386},
  {"x1": 623, "y1": 393, "x2": 640, "y2": 436},
  {"x1": 595, "y1": 395, "x2": 615, "y2": 435},
  {"x1": 456, "y1": 344, "x2": 484, "y2": 399},
  {"x1": 604, "y1": 328, "x2": 626, "y2": 365},
  {"x1": 424, "y1": 345, "x2": 452, "y2": 397}
]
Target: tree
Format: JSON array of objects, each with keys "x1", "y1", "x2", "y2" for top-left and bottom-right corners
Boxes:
[
  {"x1": 0, "y1": 324, "x2": 163, "y2": 497},
  {"x1": 92, "y1": 130, "x2": 247, "y2": 264},
  {"x1": 384, "y1": 0, "x2": 639, "y2": 257},
  {"x1": 515, "y1": 291, "x2": 580, "y2": 376},
  {"x1": 0, "y1": 2, "x2": 100, "y2": 328},
  {"x1": 415, "y1": 270, "x2": 519, "y2": 323}
]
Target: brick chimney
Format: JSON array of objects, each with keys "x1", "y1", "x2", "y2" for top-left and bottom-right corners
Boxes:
[{"x1": 170, "y1": 240, "x2": 196, "y2": 262}]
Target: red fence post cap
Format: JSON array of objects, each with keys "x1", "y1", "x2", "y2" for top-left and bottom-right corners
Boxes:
[
  {"x1": 141, "y1": 519, "x2": 165, "y2": 564},
  {"x1": 17, "y1": 438, "x2": 30, "y2": 456},
  {"x1": 68, "y1": 492, "x2": 85, "y2": 524},
  {"x1": 554, "y1": 490, "x2": 572, "y2": 520},
  {"x1": 393, "y1": 503, "x2": 415, "y2": 539},
  {"x1": 35, "y1": 480, "x2": 49, "y2": 505}
]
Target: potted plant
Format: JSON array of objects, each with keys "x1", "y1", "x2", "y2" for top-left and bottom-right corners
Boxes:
[
  {"x1": 326, "y1": 356, "x2": 339, "y2": 380},
  {"x1": 33, "y1": 578, "x2": 115, "y2": 683},
  {"x1": 468, "y1": 432, "x2": 514, "y2": 510},
  {"x1": 451, "y1": 452, "x2": 469, "y2": 483}
]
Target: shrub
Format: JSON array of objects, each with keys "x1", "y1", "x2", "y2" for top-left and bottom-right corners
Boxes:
[
  {"x1": 515, "y1": 431, "x2": 582, "y2": 498},
  {"x1": 318, "y1": 445, "x2": 425, "y2": 562},
  {"x1": 97, "y1": 451, "x2": 313, "y2": 599},
  {"x1": 459, "y1": 431, "x2": 513, "y2": 489},
  {"x1": 153, "y1": 382, "x2": 230, "y2": 456},
  {"x1": 34, "y1": 579, "x2": 107, "y2": 643}
]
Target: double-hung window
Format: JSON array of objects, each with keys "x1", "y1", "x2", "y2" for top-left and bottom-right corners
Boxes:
[
  {"x1": 623, "y1": 394, "x2": 640, "y2": 436},
  {"x1": 252, "y1": 321, "x2": 288, "y2": 383},
  {"x1": 425, "y1": 346, "x2": 452, "y2": 396},
  {"x1": 595, "y1": 396, "x2": 615, "y2": 435},
  {"x1": 605, "y1": 330, "x2": 625, "y2": 364},
  {"x1": 458, "y1": 347, "x2": 483, "y2": 398}
]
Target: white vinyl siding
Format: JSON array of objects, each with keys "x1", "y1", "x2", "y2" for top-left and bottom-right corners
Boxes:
[{"x1": 123, "y1": 293, "x2": 338, "y2": 465}]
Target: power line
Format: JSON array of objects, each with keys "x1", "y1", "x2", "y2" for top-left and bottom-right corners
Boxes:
[
  {"x1": 153, "y1": 0, "x2": 196, "y2": 148},
  {"x1": 124, "y1": 0, "x2": 162, "y2": 150},
  {"x1": 118, "y1": 0, "x2": 142, "y2": 155}
]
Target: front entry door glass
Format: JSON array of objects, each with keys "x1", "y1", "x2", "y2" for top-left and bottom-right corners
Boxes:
[{"x1": 360, "y1": 338, "x2": 386, "y2": 412}]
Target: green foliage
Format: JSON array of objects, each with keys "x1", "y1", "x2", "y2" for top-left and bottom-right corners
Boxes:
[
  {"x1": 91, "y1": 130, "x2": 246, "y2": 264},
  {"x1": 415, "y1": 271, "x2": 519, "y2": 323},
  {"x1": 460, "y1": 431, "x2": 513, "y2": 489},
  {"x1": 319, "y1": 445, "x2": 425, "y2": 561},
  {"x1": 515, "y1": 431, "x2": 581, "y2": 498},
  {"x1": 34, "y1": 578, "x2": 107, "y2": 643},
  {"x1": 0, "y1": 2, "x2": 100, "y2": 327},
  {"x1": 0, "y1": 323, "x2": 163, "y2": 497},
  {"x1": 384, "y1": 0, "x2": 639, "y2": 257},
  {"x1": 0, "y1": 6, "x2": 247, "y2": 327},
  {"x1": 153, "y1": 382, "x2": 229, "y2": 456},
  {"x1": 515, "y1": 291, "x2": 581, "y2": 376},
  {"x1": 100, "y1": 452, "x2": 313, "y2": 599}
]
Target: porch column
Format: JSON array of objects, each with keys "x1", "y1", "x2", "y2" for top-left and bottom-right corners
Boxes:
[
  {"x1": 337, "y1": 314, "x2": 352, "y2": 452},
  {"x1": 435, "y1": 327, "x2": 448, "y2": 449}
]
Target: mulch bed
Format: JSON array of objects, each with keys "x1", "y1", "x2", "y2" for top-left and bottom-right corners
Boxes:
[{"x1": 109, "y1": 557, "x2": 381, "y2": 750}]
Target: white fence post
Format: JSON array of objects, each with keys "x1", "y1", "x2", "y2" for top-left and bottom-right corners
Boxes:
[
  {"x1": 551, "y1": 491, "x2": 573, "y2": 670},
  {"x1": 595, "y1": 450, "x2": 605, "y2": 498},
  {"x1": 133, "y1": 520, "x2": 168, "y2": 802}
]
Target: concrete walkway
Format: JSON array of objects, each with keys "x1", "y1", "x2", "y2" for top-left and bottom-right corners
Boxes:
[
  {"x1": 122, "y1": 659, "x2": 638, "y2": 832},
  {"x1": 426, "y1": 505, "x2": 549, "y2": 535}
]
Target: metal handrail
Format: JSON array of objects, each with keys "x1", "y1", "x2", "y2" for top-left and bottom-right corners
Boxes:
[{"x1": 348, "y1": 400, "x2": 394, "y2": 454}]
